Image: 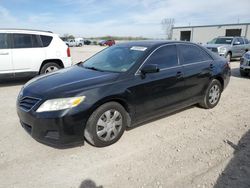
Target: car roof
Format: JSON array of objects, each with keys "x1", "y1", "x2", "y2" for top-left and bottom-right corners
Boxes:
[
  {"x1": 0, "y1": 29, "x2": 54, "y2": 36},
  {"x1": 116, "y1": 40, "x2": 195, "y2": 48}
]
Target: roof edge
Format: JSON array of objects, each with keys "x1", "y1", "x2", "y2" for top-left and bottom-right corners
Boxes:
[
  {"x1": 0, "y1": 28, "x2": 53, "y2": 33},
  {"x1": 173, "y1": 23, "x2": 250, "y2": 29}
]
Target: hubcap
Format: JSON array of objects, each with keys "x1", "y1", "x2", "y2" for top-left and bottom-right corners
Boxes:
[
  {"x1": 208, "y1": 85, "x2": 220, "y2": 105},
  {"x1": 96, "y1": 109, "x2": 123, "y2": 142},
  {"x1": 45, "y1": 66, "x2": 59, "y2": 74}
]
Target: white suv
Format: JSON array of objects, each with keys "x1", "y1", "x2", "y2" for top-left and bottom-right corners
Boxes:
[{"x1": 0, "y1": 29, "x2": 72, "y2": 79}]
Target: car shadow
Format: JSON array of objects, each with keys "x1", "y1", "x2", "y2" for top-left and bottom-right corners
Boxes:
[
  {"x1": 214, "y1": 129, "x2": 250, "y2": 188},
  {"x1": 0, "y1": 78, "x2": 30, "y2": 87},
  {"x1": 79, "y1": 179, "x2": 103, "y2": 188}
]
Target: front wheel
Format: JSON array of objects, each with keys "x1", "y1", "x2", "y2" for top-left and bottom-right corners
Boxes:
[
  {"x1": 84, "y1": 102, "x2": 129, "y2": 147},
  {"x1": 226, "y1": 53, "x2": 232, "y2": 62},
  {"x1": 199, "y1": 79, "x2": 222, "y2": 109}
]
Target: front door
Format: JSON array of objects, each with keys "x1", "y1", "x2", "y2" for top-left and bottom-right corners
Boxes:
[{"x1": 129, "y1": 44, "x2": 185, "y2": 118}]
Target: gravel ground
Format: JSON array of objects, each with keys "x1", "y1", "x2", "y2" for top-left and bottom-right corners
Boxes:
[{"x1": 0, "y1": 46, "x2": 249, "y2": 188}]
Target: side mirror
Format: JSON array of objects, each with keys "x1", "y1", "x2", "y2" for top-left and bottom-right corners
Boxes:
[
  {"x1": 141, "y1": 64, "x2": 160, "y2": 75},
  {"x1": 233, "y1": 41, "x2": 240, "y2": 45}
]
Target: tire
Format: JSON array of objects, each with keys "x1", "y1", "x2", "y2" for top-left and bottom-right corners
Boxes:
[
  {"x1": 199, "y1": 79, "x2": 222, "y2": 109},
  {"x1": 84, "y1": 102, "x2": 129, "y2": 147},
  {"x1": 40, "y1": 62, "x2": 61, "y2": 74},
  {"x1": 226, "y1": 52, "x2": 232, "y2": 62},
  {"x1": 78, "y1": 43, "x2": 82, "y2": 47},
  {"x1": 240, "y1": 70, "x2": 248, "y2": 77}
]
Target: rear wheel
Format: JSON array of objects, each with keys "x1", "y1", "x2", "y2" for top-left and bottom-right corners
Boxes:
[
  {"x1": 199, "y1": 79, "x2": 222, "y2": 109},
  {"x1": 40, "y1": 62, "x2": 61, "y2": 74},
  {"x1": 84, "y1": 102, "x2": 129, "y2": 147}
]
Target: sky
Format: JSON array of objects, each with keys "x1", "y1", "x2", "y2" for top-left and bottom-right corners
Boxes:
[{"x1": 0, "y1": 0, "x2": 250, "y2": 38}]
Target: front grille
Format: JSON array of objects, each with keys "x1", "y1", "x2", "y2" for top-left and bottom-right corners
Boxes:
[
  {"x1": 207, "y1": 47, "x2": 218, "y2": 53},
  {"x1": 211, "y1": 48, "x2": 218, "y2": 52},
  {"x1": 19, "y1": 97, "x2": 40, "y2": 111}
]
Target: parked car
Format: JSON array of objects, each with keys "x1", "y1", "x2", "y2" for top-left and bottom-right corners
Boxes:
[
  {"x1": 17, "y1": 41, "x2": 230, "y2": 147},
  {"x1": 204, "y1": 36, "x2": 250, "y2": 61},
  {"x1": 0, "y1": 29, "x2": 71, "y2": 79},
  {"x1": 240, "y1": 51, "x2": 250, "y2": 77},
  {"x1": 65, "y1": 38, "x2": 84, "y2": 47},
  {"x1": 84, "y1": 39, "x2": 91, "y2": 45},
  {"x1": 99, "y1": 39, "x2": 115, "y2": 46}
]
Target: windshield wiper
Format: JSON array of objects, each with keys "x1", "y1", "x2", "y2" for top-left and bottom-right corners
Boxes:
[{"x1": 83, "y1": 66, "x2": 104, "y2": 72}]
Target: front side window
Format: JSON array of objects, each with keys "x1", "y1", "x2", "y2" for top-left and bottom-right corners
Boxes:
[
  {"x1": 179, "y1": 44, "x2": 212, "y2": 64},
  {"x1": 237, "y1": 38, "x2": 244, "y2": 45},
  {"x1": 13, "y1": 34, "x2": 33, "y2": 48},
  {"x1": 0, "y1": 33, "x2": 8, "y2": 49},
  {"x1": 145, "y1": 45, "x2": 178, "y2": 69},
  {"x1": 82, "y1": 45, "x2": 147, "y2": 73}
]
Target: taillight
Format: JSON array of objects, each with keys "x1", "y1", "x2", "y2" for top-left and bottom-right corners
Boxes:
[{"x1": 67, "y1": 47, "x2": 71, "y2": 57}]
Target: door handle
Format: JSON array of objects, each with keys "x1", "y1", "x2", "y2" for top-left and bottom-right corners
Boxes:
[
  {"x1": 0, "y1": 52, "x2": 9, "y2": 55},
  {"x1": 176, "y1": 71, "x2": 183, "y2": 79}
]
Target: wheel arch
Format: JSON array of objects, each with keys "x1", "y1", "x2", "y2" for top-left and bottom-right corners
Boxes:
[
  {"x1": 39, "y1": 59, "x2": 64, "y2": 74},
  {"x1": 227, "y1": 51, "x2": 232, "y2": 56},
  {"x1": 90, "y1": 96, "x2": 134, "y2": 127},
  {"x1": 214, "y1": 76, "x2": 224, "y2": 91}
]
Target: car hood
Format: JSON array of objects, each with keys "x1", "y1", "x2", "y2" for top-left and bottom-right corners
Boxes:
[
  {"x1": 23, "y1": 65, "x2": 120, "y2": 98},
  {"x1": 204, "y1": 44, "x2": 230, "y2": 48}
]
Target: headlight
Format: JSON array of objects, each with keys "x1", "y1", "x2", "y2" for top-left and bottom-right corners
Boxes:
[
  {"x1": 36, "y1": 96, "x2": 85, "y2": 112},
  {"x1": 219, "y1": 47, "x2": 227, "y2": 53}
]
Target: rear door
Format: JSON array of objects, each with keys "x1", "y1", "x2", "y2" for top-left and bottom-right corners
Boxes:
[
  {"x1": 11, "y1": 33, "x2": 45, "y2": 75},
  {"x1": 0, "y1": 33, "x2": 13, "y2": 78},
  {"x1": 178, "y1": 44, "x2": 213, "y2": 102}
]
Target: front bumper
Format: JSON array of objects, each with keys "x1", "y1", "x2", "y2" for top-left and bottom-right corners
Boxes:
[{"x1": 17, "y1": 105, "x2": 89, "y2": 148}]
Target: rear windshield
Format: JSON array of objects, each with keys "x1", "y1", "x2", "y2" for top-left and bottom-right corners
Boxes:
[{"x1": 40, "y1": 35, "x2": 53, "y2": 47}]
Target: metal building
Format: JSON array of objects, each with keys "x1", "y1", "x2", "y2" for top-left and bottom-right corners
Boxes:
[{"x1": 172, "y1": 23, "x2": 250, "y2": 44}]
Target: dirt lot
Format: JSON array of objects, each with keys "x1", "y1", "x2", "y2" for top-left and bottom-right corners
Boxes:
[{"x1": 0, "y1": 46, "x2": 249, "y2": 188}]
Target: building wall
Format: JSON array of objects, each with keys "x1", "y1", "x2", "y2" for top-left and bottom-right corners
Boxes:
[{"x1": 172, "y1": 24, "x2": 250, "y2": 44}]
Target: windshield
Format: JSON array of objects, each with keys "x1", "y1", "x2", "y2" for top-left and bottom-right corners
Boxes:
[
  {"x1": 82, "y1": 46, "x2": 147, "y2": 73},
  {"x1": 209, "y1": 38, "x2": 233, "y2": 45}
]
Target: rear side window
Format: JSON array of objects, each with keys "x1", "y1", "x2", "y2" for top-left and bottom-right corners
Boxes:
[
  {"x1": 40, "y1": 35, "x2": 53, "y2": 47},
  {"x1": 146, "y1": 45, "x2": 178, "y2": 69},
  {"x1": 179, "y1": 44, "x2": 212, "y2": 64},
  {"x1": 0, "y1": 33, "x2": 9, "y2": 49},
  {"x1": 13, "y1": 34, "x2": 33, "y2": 48},
  {"x1": 245, "y1": 39, "x2": 249, "y2": 44},
  {"x1": 31, "y1": 35, "x2": 42, "y2": 47}
]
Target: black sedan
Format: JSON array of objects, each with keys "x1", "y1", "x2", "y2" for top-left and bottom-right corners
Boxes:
[{"x1": 17, "y1": 41, "x2": 231, "y2": 147}]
